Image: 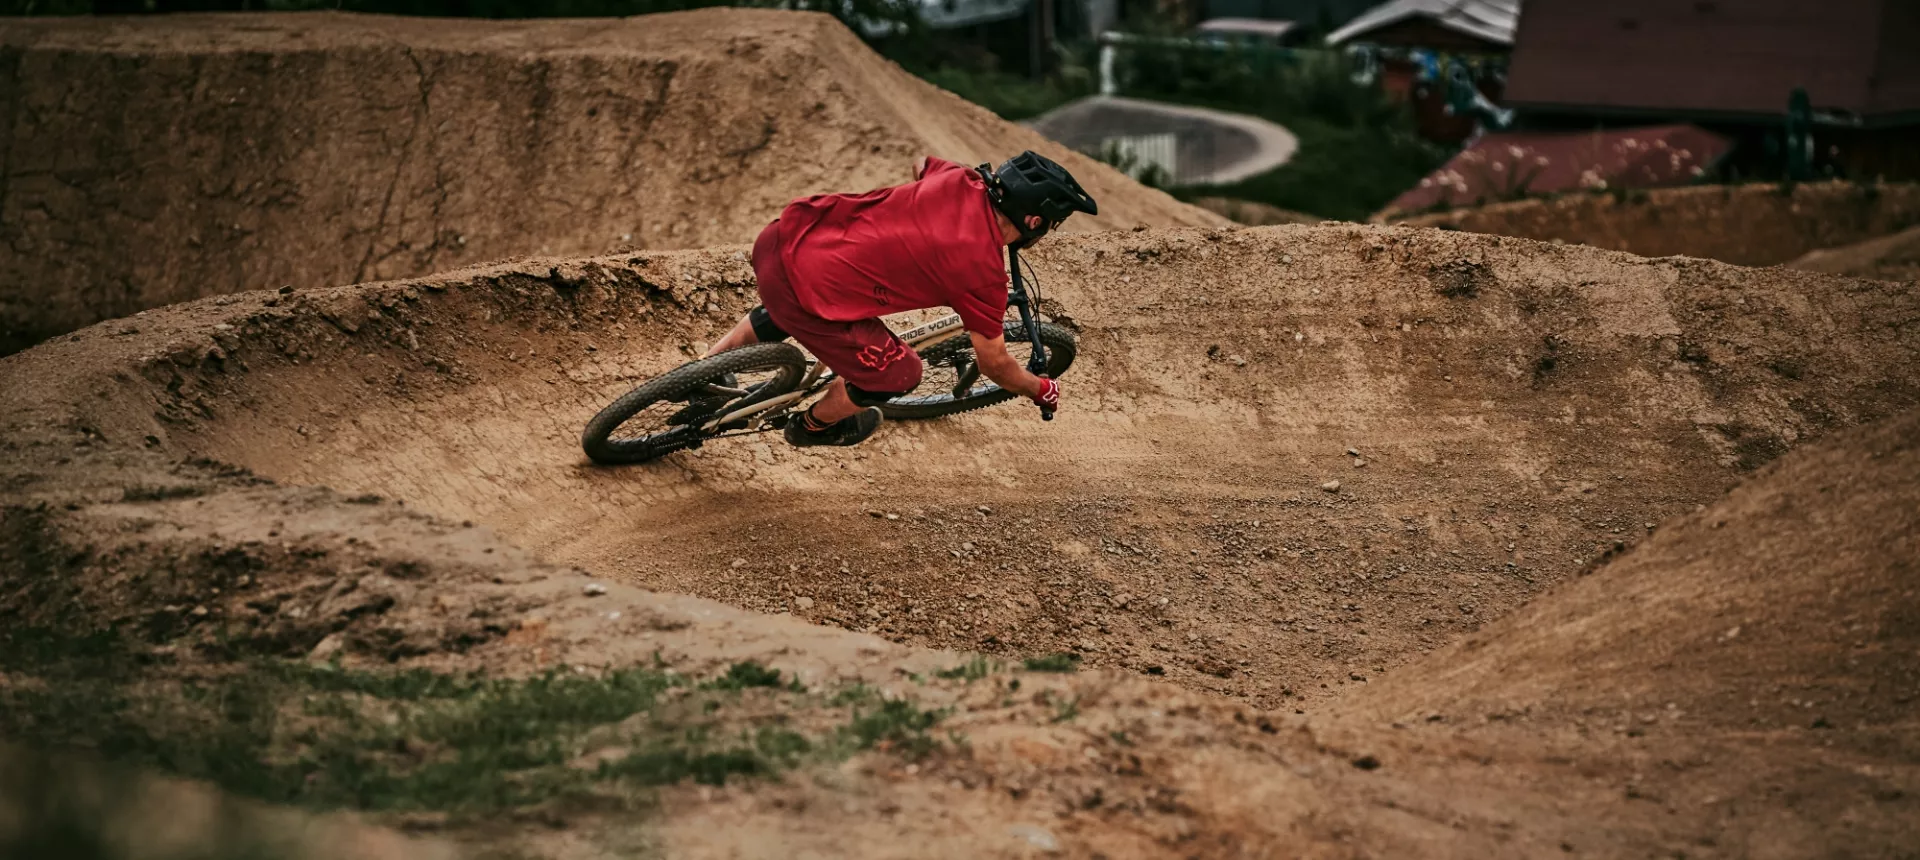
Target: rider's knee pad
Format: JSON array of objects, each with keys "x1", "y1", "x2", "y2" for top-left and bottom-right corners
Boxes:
[{"x1": 748, "y1": 306, "x2": 789, "y2": 343}]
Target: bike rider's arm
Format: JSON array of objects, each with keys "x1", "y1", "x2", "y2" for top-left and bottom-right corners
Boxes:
[{"x1": 969, "y1": 331, "x2": 1051, "y2": 401}]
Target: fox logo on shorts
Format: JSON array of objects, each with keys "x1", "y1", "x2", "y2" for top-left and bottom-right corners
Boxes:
[{"x1": 856, "y1": 341, "x2": 910, "y2": 370}]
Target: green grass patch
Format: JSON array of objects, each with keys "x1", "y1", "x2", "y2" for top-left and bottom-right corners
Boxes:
[
  {"x1": 911, "y1": 66, "x2": 1088, "y2": 121},
  {"x1": 701, "y1": 660, "x2": 800, "y2": 691},
  {"x1": 1104, "y1": 48, "x2": 1450, "y2": 221},
  {"x1": 1174, "y1": 116, "x2": 1446, "y2": 222},
  {"x1": 0, "y1": 628, "x2": 953, "y2": 820},
  {"x1": 1021, "y1": 652, "x2": 1082, "y2": 673},
  {"x1": 935, "y1": 655, "x2": 996, "y2": 681},
  {"x1": 843, "y1": 699, "x2": 947, "y2": 759}
]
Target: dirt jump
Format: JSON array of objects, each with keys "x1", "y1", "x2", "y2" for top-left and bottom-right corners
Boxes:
[
  {"x1": 0, "y1": 9, "x2": 1222, "y2": 355},
  {"x1": 2, "y1": 11, "x2": 1918, "y2": 860}
]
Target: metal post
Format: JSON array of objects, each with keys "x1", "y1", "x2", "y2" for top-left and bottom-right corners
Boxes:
[{"x1": 1099, "y1": 36, "x2": 1117, "y2": 96}]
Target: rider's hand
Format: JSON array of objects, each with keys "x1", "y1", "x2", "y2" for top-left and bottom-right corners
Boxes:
[{"x1": 1032, "y1": 376, "x2": 1060, "y2": 410}]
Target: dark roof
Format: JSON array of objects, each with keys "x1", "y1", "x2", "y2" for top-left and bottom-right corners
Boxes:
[
  {"x1": 1504, "y1": 0, "x2": 1920, "y2": 125},
  {"x1": 1384, "y1": 123, "x2": 1733, "y2": 215}
]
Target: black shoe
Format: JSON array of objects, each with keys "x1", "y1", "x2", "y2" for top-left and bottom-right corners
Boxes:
[{"x1": 783, "y1": 406, "x2": 884, "y2": 448}]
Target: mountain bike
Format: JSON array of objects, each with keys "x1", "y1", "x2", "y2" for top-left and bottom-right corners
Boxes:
[{"x1": 581, "y1": 246, "x2": 1075, "y2": 465}]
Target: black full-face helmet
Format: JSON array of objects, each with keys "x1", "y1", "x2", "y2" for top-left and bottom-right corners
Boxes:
[{"x1": 978, "y1": 151, "x2": 1099, "y2": 248}]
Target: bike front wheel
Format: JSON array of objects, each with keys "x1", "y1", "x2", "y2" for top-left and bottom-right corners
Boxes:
[
  {"x1": 581, "y1": 343, "x2": 808, "y2": 465},
  {"x1": 880, "y1": 320, "x2": 1076, "y2": 421}
]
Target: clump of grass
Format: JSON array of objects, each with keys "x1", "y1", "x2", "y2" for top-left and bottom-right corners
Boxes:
[
  {"x1": 120, "y1": 484, "x2": 207, "y2": 502},
  {"x1": 1021, "y1": 652, "x2": 1082, "y2": 673},
  {"x1": 702, "y1": 660, "x2": 793, "y2": 691},
  {"x1": 843, "y1": 699, "x2": 947, "y2": 759},
  {"x1": 935, "y1": 655, "x2": 996, "y2": 681},
  {"x1": 0, "y1": 627, "x2": 955, "y2": 819}
]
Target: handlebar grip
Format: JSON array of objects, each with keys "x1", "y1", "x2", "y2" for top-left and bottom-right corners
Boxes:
[{"x1": 1039, "y1": 404, "x2": 1055, "y2": 421}]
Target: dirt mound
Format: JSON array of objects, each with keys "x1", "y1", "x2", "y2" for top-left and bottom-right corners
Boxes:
[
  {"x1": 7, "y1": 223, "x2": 1917, "y2": 712},
  {"x1": 1189, "y1": 196, "x2": 1325, "y2": 226},
  {"x1": 0, "y1": 9, "x2": 1222, "y2": 356},
  {"x1": 1330, "y1": 407, "x2": 1920, "y2": 856},
  {"x1": 1393, "y1": 181, "x2": 1920, "y2": 266},
  {"x1": 3, "y1": 223, "x2": 1918, "y2": 854},
  {"x1": 1788, "y1": 223, "x2": 1920, "y2": 282}
]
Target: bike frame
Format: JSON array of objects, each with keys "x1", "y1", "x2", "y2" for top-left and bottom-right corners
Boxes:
[{"x1": 700, "y1": 246, "x2": 1052, "y2": 432}]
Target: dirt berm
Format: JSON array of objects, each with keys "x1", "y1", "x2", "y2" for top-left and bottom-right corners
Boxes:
[
  {"x1": 1789, "y1": 223, "x2": 1920, "y2": 283},
  {"x1": 1394, "y1": 181, "x2": 1920, "y2": 267},
  {"x1": 0, "y1": 9, "x2": 1222, "y2": 356},
  {"x1": 1, "y1": 224, "x2": 1916, "y2": 855}
]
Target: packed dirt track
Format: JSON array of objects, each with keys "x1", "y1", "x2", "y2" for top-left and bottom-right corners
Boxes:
[
  {"x1": 0, "y1": 9, "x2": 1222, "y2": 355},
  {"x1": 2, "y1": 221, "x2": 1917, "y2": 856}
]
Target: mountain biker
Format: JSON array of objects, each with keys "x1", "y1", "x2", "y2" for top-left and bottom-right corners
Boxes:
[{"x1": 690, "y1": 150, "x2": 1098, "y2": 448}]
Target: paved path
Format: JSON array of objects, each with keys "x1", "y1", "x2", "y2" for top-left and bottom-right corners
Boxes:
[{"x1": 1024, "y1": 95, "x2": 1298, "y2": 186}]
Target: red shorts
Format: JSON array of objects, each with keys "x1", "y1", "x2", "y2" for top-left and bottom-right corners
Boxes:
[{"x1": 751, "y1": 221, "x2": 924, "y2": 397}]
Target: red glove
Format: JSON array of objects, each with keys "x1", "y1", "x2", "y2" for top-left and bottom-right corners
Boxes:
[{"x1": 1033, "y1": 377, "x2": 1061, "y2": 410}]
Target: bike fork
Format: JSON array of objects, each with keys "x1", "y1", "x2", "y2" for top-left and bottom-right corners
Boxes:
[{"x1": 1007, "y1": 246, "x2": 1054, "y2": 421}]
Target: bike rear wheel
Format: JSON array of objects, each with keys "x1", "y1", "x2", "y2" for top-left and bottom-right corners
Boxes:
[
  {"x1": 582, "y1": 343, "x2": 809, "y2": 465},
  {"x1": 881, "y1": 320, "x2": 1076, "y2": 421}
]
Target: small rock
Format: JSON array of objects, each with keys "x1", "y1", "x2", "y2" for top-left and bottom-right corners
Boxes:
[
  {"x1": 583, "y1": 582, "x2": 608, "y2": 596},
  {"x1": 1353, "y1": 459, "x2": 1367, "y2": 468},
  {"x1": 794, "y1": 596, "x2": 815, "y2": 610},
  {"x1": 1351, "y1": 754, "x2": 1382, "y2": 771},
  {"x1": 1008, "y1": 824, "x2": 1060, "y2": 853},
  {"x1": 1346, "y1": 447, "x2": 1360, "y2": 457},
  {"x1": 189, "y1": 605, "x2": 209, "y2": 618},
  {"x1": 961, "y1": 542, "x2": 975, "y2": 552},
  {"x1": 307, "y1": 633, "x2": 345, "y2": 661},
  {"x1": 1321, "y1": 480, "x2": 1341, "y2": 493},
  {"x1": 885, "y1": 512, "x2": 900, "y2": 520},
  {"x1": 730, "y1": 558, "x2": 746, "y2": 568},
  {"x1": 977, "y1": 505, "x2": 992, "y2": 515},
  {"x1": 1229, "y1": 355, "x2": 1247, "y2": 367},
  {"x1": 868, "y1": 509, "x2": 886, "y2": 518}
]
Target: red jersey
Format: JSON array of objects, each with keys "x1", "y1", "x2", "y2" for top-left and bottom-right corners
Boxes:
[{"x1": 777, "y1": 157, "x2": 1010, "y2": 337}]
